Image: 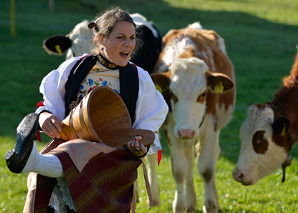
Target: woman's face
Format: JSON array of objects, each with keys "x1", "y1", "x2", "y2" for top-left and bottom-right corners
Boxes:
[{"x1": 100, "y1": 21, "x2": 136, "y2": 67}]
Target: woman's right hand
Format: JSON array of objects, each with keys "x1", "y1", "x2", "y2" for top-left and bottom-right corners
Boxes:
[{"x1": 39, "y1": 112, "x2": 62, "y2": 138}]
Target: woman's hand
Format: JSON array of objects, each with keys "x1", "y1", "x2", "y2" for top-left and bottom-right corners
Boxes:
[
  {"x1": 39, "y1": 112, "x2": 62, "y2": 139},
  {"x1": 127, "y1": 135, "x2": 148, "y2": 157}
]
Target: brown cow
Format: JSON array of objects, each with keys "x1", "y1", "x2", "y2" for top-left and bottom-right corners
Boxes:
[
  {"x1": 150, "y1": 22, "x2": 235, "y2": 213},
  {"x1": 233, "y1": 51, "x2": 298, "y2": 186}
]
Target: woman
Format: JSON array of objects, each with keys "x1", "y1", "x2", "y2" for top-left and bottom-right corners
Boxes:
[{"x1": 6, "y1": 7, "x2": 168, "y2": 212}]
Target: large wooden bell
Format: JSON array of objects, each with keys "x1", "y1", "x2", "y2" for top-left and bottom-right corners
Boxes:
[{"x1": 59, "y1": 86, "x2": 155, "y2": 148}]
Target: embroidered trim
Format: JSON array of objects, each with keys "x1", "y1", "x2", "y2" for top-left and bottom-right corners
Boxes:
[
  {"x1": 69, "y1": 100, "x2": 79, "y2": 110},
  {"x1": 98, "y1": 54, "x2": 118, "y2": 69}
]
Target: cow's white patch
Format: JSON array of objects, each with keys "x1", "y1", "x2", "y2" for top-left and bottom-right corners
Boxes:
[
  {"x1": 169, "y1": 57, "x2": 208, "y2": 138},
  {"x1": 188, "y1": 22, "x2": 203, "y2": 30},
  {"x1": 162, "y1": 37, "x2": 196, "y2": 67},
  {"x1": 66, "y1": 20, "x2": 93, "y2": 59}
]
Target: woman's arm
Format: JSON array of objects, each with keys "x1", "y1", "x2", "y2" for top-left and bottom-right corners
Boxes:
[
  {"x1": 36, "y1": 56, "x2": 81, "y2": 137},
  {"x1": 132, "y1": 67, "x2": 169, "y2": 155}
]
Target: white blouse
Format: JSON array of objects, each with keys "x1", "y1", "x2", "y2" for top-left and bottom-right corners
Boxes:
[{"x1": 36, "y1": 54, "x2": 168, "y2": 154}]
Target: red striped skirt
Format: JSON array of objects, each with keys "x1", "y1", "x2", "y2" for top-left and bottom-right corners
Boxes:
[{"x1": 30, "y1": 139, "x2": 141, "y2": 213}]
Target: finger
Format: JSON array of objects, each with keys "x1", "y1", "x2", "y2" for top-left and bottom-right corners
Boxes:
[
  {"x1": 140, "y1": 144, "x2": 147, "y2": 153},
  {"x1": 127, "y1": 141, "x2": 134, "y2": 152},
  {"x1": 46, "y1": 123, "x2": 60, "y2": 139},
  {"x1": 133, "y1": 140, "x2": 140, "y2": 150},
  {"x1": 134, "y1": 135, "x2": 143, "y2": 141},
  {"x1": 50, "y1": 127, "x2": 61, "y2": 139},
  {"x1": 51, "y1": 117, "x2": 62, "y2": 132}
]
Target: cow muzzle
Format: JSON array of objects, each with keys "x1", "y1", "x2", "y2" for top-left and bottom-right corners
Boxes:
[
  {"x1": 232, "y1": 168, "x2": 254, "y2": 186},
  {"x1": 178, "y1": 129, "x2": 195, "y2": 139}
]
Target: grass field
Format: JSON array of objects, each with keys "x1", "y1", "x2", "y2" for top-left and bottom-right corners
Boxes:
[{"x1": 1, "y1": 0, "x2": 298, "y2": 212}]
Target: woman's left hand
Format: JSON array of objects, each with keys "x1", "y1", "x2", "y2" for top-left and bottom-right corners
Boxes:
[{"x1": 127, "y1": 135, "x2": 148, "y2": 157}]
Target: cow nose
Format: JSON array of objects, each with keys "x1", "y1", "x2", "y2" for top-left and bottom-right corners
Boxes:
[
  {"x1": 232, "y1": 169, "x2": 244, "y2": 182},
  {"x1": 178, "y1": 129, "x2": 195, "y2": 139}
]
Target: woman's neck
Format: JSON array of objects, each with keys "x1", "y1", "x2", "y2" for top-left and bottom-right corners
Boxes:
[{"x1": 97, "y1": 54, "x2": 119, "y2": 69}]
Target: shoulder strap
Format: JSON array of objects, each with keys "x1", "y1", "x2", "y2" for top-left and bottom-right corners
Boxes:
[
  {"x1": 64, "y1": 55, "x2": 98, "y2": 117},
  {"x1": 119, "y1": 63, "x2": 139, "y2": 124}
]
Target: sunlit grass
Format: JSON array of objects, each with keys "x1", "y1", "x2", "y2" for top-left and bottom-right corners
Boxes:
[{"x1": 1, "y1": 0, "x2": 298, "y2": 212}]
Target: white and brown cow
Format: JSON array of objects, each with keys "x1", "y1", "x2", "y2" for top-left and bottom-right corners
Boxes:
[
  {"x1": 151, "y1": 23, "x2": 235, "y2": 212},
  {"x1": 42, "y1": 13, "x2": 162, "y2": 73},
  {"x1": 232, "y1": 51, "x2": 298, "y2": 186}
]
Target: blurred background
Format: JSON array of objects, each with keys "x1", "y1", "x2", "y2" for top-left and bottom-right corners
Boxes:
[{"x1": 1, "y1": 0, "x2": 298, "y2": 212}]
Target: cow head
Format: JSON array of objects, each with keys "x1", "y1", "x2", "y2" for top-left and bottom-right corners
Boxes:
[
  {"x1": 43, "y1": 20, "x2": 93, "y2": 59},
  {"x1": 151, "y1": 57, "x2": 234, "y2": 139},
  {"x1": 232, "y1": 104, "x2": 292, "y2": 185}
]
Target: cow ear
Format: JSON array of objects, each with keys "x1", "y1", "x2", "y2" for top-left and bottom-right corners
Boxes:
[
  {"x1": 272, "y1": 117, "x2": 291, "y2": 136},
  {"x1": 150, "y1": 71, "x2": 171, "y2": 92},
  {"x1": 43, "y1": 35, "x2": 72, "y2": 56},
  {"x1": 206, "y1": 71, "x2": 234, "y2": 93}
]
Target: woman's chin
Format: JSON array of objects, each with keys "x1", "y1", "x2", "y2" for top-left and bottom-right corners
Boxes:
[{"x1": 118, "y1": 60, "x2": 129, "y2": 67}]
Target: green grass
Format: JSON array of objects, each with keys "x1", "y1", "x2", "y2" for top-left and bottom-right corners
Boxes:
[{"x1": 1, "y1": 0, "x2": 298, "y2": 212}]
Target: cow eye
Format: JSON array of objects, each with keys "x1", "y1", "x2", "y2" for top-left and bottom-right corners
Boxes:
[
  {"x1": 259, "y1": 136, "x2": 266, "y2": 143},
  {"x1": 197, "y1": 90, "x2": 207, "y2": 103},
  {"x1": 170, "y1": 91, "x2": 178, "y2": 103}
]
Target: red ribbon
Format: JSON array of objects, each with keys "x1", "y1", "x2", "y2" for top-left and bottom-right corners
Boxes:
[{"x1": 158, "y1": 150, "x2": 162, "y2": 166}]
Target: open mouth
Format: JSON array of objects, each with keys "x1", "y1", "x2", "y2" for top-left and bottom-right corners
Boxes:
[{"x1": 120, "y1": 52, "x2": 129, "y2": 58}]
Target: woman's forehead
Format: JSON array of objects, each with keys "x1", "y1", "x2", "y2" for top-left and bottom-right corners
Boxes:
[{"x1": 112, "y1": 21, "x2": 135, "y2": 35}]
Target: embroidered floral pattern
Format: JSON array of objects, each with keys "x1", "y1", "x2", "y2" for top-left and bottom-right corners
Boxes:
[{"x1": 75, "y1": 74, "x2": 119, "y2": 104}]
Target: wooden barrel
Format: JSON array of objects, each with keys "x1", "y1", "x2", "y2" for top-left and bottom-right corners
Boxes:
[{"x1": 59, "y1": 86, "x2": 155, "y2": 148}]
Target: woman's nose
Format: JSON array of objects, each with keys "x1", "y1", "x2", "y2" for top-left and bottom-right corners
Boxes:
[{"x1": 124, "y1": 38, "x2": 134, "y2": 47}]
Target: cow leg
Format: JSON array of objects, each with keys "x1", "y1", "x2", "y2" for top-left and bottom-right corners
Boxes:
[
  {"x1": 196, "y1": 120, "x2": 219, "y2": 213},
  {"x1": 169, "y1": 138, "x2": 192, "y2": 213},
  {"x1": 134, "y1": 180, "x2": 140, "y2": 203},
  {"x1": 145, "y1": 152, "x2": 160, "y2": 206},
  {"x1": 184, "y1": 142, "x2": 196, "y2": 212},
  {"x1": 212, "y1": 131, "x2": 221, "y2": 210}
]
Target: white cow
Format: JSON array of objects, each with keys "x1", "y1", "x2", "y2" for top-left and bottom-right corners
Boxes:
[{"x1": 151, "y1": 23, "x2": 235, "y2": 212}]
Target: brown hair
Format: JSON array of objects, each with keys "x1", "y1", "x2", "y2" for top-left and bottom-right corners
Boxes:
[{"x1": 89, "y1": 7, "x2": 141, "y2": 54}]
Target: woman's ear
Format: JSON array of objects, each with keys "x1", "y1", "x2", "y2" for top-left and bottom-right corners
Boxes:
[{"x1": 97, "y1": 33, "x2": 104, "y2": 45}]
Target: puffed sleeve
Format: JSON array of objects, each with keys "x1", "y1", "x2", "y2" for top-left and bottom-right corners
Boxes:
[
  {"x1": 35, "y1": 56, "x2": 81, "y2": 120},
  {"x1": 132, "y1": 66, "x2": 169, "y2": 154}
]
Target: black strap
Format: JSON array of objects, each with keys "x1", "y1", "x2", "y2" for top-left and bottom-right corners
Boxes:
[
  {"x1": 119, "y1": 63, "x2": 139, "y2": 124},
  {"x1": 64, "y1": 55, "x2": 98, "y2": 117}
]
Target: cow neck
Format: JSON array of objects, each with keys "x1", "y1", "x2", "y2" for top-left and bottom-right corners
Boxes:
[
  {"x1": 269, "y1": 103, "x2": 294, "y2": 150},
  {"x1": 269, "y1": 102, "x2": 293, "y2": 183}
]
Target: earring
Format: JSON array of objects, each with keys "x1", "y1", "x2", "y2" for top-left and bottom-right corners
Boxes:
[{"x1": 101, "y1": 47, "x2": 104, "y2": 51}]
